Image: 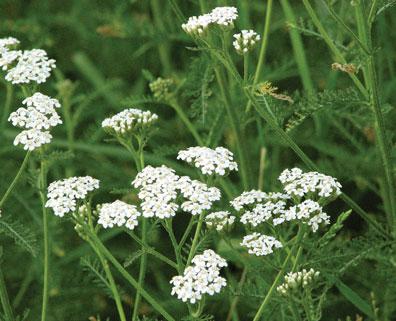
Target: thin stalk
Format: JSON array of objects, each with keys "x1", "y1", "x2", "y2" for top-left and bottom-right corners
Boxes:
[
  {"x1": 88, "y1": 231, "x2": 176, "y2": 321},
  {"x1": 132, "y1": 138, "x2": 147, "y2": 321},
  {"x1": 1, "y1": 82, "x2": 13, "y2": 130},
  {"x1": 246, "y1": 0, "x2": 273, "y2": 113},
  {"x1": 186, "y1": 211, "x2": 205, "y2": 266},
  {"x1": 171, "y1": 100, "x2": 204, "y2": 145},
  {"x1": 0, "y1": 265, "x2": 14, "y2": 321},
  {"x1": 0, "y1": 151, "x2": 31, "y2": 209},
  {"x1": 39, "y1": 157, "x2": 49, "y2": 321},
  {"x1": 225, "y1": 267, "x2": 247, "y2": 321},
  {"x1": 163, "y1": 220, "x2": 184, "y2": 272},
  {"x1": 243, "y1": 54, "x2": 249, "y2": 83},
  {"x1": 214, "y1": 68, "x2": 251, "y2": 189},
  {"x1": 252, "y1": 228, "x2": 305, "y2": 321},
  {"x1": 301, "y1": 0, "x2": 368, "y2": 98},
  {"x1": 354, "y1": 0, "x2": 396, "y2": 232},
  {"x1": 89, "y1": 238, "x2": 127, "y2": 321}
]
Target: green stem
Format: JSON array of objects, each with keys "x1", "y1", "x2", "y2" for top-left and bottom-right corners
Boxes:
[
  {"x1": 354, "y1": 0, "x2": 396, "y2": 232},
  {"x1": 243, "y1": 54, "x2": 249, "y2": 83},
  {"x1": 225, "y1": 267, "x2": 247, "y2": 321},
  {"x1": 246, "y1": 0, "x2": 273, "y2": 113},
  {"x1": 214, "y1": 68, "x2": 250, "y2": 189},
  {"x1": 1, "y1": 82, "x2": 13, "y2": 130},
  {"x1": 171, "y1": 100, "x2": 204, "y2": 145},
  {"x1": 0, "y1": 264, "x2": 14, "y2": 321},
  {"x1": 39, "y1": 157, "x2": 49, "y2": 321},
  {"x1": 252, "y1": 228, "x2": 305, "y2": 321},
  {"x1": 163, "y1": 220, "x2": 184, "y2": 273},
  {"x1": 186, "y1": 211, "x2": 205, "y2": 266},
  {"x1": 301, "y1": 0, "x2": 368, "y2": 98},
  {"x1": 88, "y1": 231, "x2": 176, "y2": 321},
  {"x1": 0, "y1": 151, "x2": 31, "y2": 209}
]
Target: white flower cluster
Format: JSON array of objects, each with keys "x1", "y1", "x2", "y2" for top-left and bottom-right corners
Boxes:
[
  {"x1": 132, "y1": 165, "x2": 221, "y2": 218},
  {"x1": 102, "y1": 108, "x2": 158, "y2": 137},
  {"x1": 0, "y1": 37, "x2": 20, "y2": 70},
  {"x1": 206, "y1": 211, "x2": 235, "y2": 231},
  {"x1": 8, "y1": 93, "x2": 62, "y2": 150},
  {"x1": 177, "y1": 146, "x2": 238, "y2": 176},
  {"x1": 170, "y1": 249, "x2": 227, "y2": 303},
  {"x1": 132, "y1": 165, "x2": 180, "y2": 219},
  {"x1": 277, "y1": 268, "x2": 320, "y2": 296},
  {"x1": 5, "y1": 49, "x2": 56, "y2": 84},
  {"x1": 97, "y1": 200, "x2": 141, "y2": 230},
  {"x1": 279, "y1": 168, "x2": 342, "y2": 200},
  {"x1": 46, "y1": 176, "x2": 100, "y2": 217},
  {"x1": 241, "y1": 195, "x2": 289, "y2": 227},
  {"x1": 230, "y1": 190, "x2": 268, "y2": 211},
  {"x1": 182, "y1": 6, "x2": 238, "y2": 36},
  {"x1": 241, "y1": 232, "x2": 283, "y2": 256},
  {"x1": 233, "y1": 30, "x2": 261, "y2": 54}
]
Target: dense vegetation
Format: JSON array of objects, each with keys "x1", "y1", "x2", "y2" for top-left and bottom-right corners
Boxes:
[{"x1": 0, "y1": 1, "x2": 396, "y2": 321}]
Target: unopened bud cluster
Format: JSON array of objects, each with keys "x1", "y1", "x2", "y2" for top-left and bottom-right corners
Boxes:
[
  {"x1": 233, "y1": 30, "x2": 261, "y2": 54},
  {"x1": 149, "y1": 77, "x2": 174, "y2": 101},
  {"x1": 277, "y1": 268, "x2": 320, "y2": 296}
]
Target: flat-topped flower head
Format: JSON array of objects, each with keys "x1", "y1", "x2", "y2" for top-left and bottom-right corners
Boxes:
[
  {"x1": 0, "y1": 50, "x2": 21, "y2": 71},
  {"x1": 279, "y1": 168, "x2": 342, "y2": 202},
  {"x1": 241, "y1": 194, "x2": 290, "y2": 227},
  {"x1": 230, "y1": 190, "x2": 268, "y2": 211},
  {"x1": 46, "y1": 176, "x2": 100, "y2": 217},
  {"x1": 233, "y1": 30, "x2": 261, "y2": 54},
  {"x1": 97, "y1": 200, "x2": 141, "y2": 230},
  {"x1": 102, "y1": 108, "x2": 158, "y2": 138},
  {"x1": 241, "y1": 232, "x2": 282, "y2": 256},
  {"x1": 182, "y1": 14, "x2": 213, "y2": 36},
  {"x1": 13, "y1": 129, "x2": 52, "y2": 151},
  {"x1": 279, "y1": 200, "x2": 330, "y2": 232},
  {"x1": 179, "y1": 176, "x2": 221, "y2": 215},
  {"x1": 133, "y1": 165, "x2": 180, "y2": 218},
  {"x1": 210, "y1": 6, "x2": 238, "y2": 28},
  {"x1": 9, "y1": 93, "x2": 62, "y2": 130},
  {"x1": 0, "y1": 37, "x2": 19, "y2": 52},
  {"x1": 170, "y1": 249, "x2": 227, "y2": 304},
  {"x1": 206, "y1": 211, "x2": 235, "y2": 231},
  {"x1": 149, "y1": 77, "x2": 174, "y2": 101},
  {"x1": 277, "y1": 268, "x2": 320, "y2": 296},
  {"x1": 5, "y1": 49, "x2": 56, "y2": 84},
  {"x1": 177, "y1": 146, "x2": 238, "y2": 176}
]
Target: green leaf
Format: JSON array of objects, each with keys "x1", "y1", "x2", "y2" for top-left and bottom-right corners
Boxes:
[{"x1": 319, "y1": 210, "x2": 352, "y2": 248}]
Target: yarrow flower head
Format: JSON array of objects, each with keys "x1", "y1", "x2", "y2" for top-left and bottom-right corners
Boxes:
[
  {"x1": 177, "y1": 146, "x2": 238, "y2": 176},
  {"x1": 279, "y1": 168, "x2": 342, "y2": 202},
  {"x1": 9, "y1": 93, "x2": 62, "y2": 130},
  {"x1": 0, "y1": 37, "x2": 20, "y2": 70},
  {"x1": 132, "y1": 165, "x2": 180, "y2": 219},
  {"x1": 149, "y1": 77, "x2": 174, "y2": 101},
  {"x1": 97, "y1": 200, "x2": 141, "y2": 230},
  {"x1": 132, "y1": 165, "x2": 221, "y2": 218},
  {"x1": 0, "y1": 37, "x2": 19, "y2": 52},
  {"x1": 5, "y1": 49, "x2": 56, "y2": 84},
  {"x1": 182, "y1": 6, "x2": 238, "y2": 36},
  {"x1": 230, "y1": 190, "x2": 268, "y2": 211},
  {"x1": 45, "y1": 176, "x2": 100, "y2": 217},
  {"x1": 277, "y1": 268, "x2": 320, "y2": 296},
  {"x1": 233, "y1": 30, "x2": 261, "y2": 54},
  {"x1": 241, "y1": 232, "x2": 282, "y2": 256},
  {"x1": 102, "y1": 108, "x2": 158, "y2": 138},
  {"x1": 170, "y1": 249, "x2": 227, "y2": 304},
  {"x1": 205, "y1": 211, "x2": 235, "y2": 231},
  {"x1": 13, "y1": 129, "x2": 52, "y2": 151}
]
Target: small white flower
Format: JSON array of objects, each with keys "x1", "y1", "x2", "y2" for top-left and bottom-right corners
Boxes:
[
  {"x1": 5, "y1": 49, "x2": 56, "y2": 84},
  {"x1": 98, "y1": 200, "x2": 141, "y2": 230},
  {"x1": 0, "y1": 50, "x2": 21, "y2": 71},
  {"x1": 241, "y1": 232, "x2": 282, "y2": 256},
  {"x1": 233, "y1": 30, "x2": 261, "y2": 54},
  {"x1": 13, "y1": 129, "x2": 52, "y2": 151},
  {"x1": 182, "y1": 14, "x2": 213, "y2": 35},
  {"x1": 170, "y1": 249, "x2": 227, "y2": 303},
  {"x1": 0, "y1": 37, "x2": 19, "y2": 52},
  {"x1": 46, "y1": 176, "x2": 100, "y2": 217},
  {"x1": 210, "y1": 7, "x2": 238, "y2": 28},
  {"x1": 277, "y1": 268, "x2": 320, "y2": 296},
  {"x1": 177, "y1": 146, "x2": 238, "y2": 176},
  {"x1": 102, "y1": 108, "x2": 158, "y2": 137},
  {"x1": 206, "y1": 211, "x2": 235, "y2": 231},
  {"x1": 230, "y1": 190, "x2": 268, "y2": 211}
]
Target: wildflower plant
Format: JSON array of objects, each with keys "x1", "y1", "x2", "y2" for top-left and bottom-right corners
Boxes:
[{"x1": 1, "y1": 1, "x2": 396, "y2": 321}]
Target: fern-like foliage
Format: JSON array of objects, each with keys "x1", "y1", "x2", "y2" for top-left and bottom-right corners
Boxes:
[
  {"x1": 0, "y1": 216, "x2": 38, "y2": 257},
  {"x1": 80, "y1": 256, "x2": 113, "y2": 298}
]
